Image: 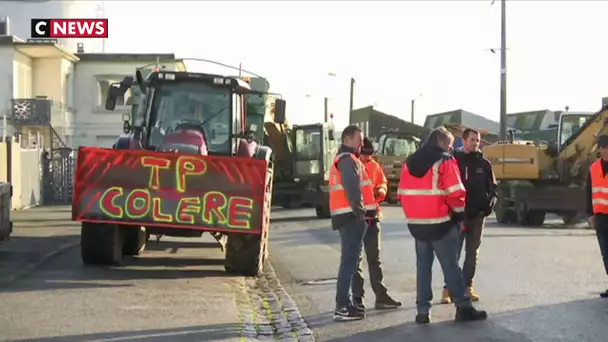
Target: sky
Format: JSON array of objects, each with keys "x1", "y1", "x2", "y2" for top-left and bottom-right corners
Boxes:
[{"x1": 102, "y1": 0, "x2": 608, "y2": 129}]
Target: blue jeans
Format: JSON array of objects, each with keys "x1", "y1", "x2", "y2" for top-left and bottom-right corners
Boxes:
[
  {"x1": 335, "y1": 217, "x2": 368, "y2": 309},
  {"x1": 415, "y1": 224, "x2": 472, "y2": 314}
]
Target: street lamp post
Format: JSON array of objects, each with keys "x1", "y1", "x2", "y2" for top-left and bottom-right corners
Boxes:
[
  {"x1": 411, "y1": 99, "x2": 415, "y2": 123},
  {"x1": 410, "y1": 94, "x2": 424, "y2": 123},
  {"x1": 349, "y1": 77, "x2": 355, "y2": 123},
  {"x1": 491, "y1": 0, "x2": 508, "y2": 140},
  {"x1": 323, "y1": 97, "x2": 329, "y2": 122},
  {"x1": 328, "y1": 72, "x2": 356, "y2": 124},
  {"x1": 305, "y1": 94, "x2": 330, "y2": 122}
]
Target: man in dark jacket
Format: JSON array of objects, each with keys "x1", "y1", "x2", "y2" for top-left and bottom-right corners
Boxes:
[
  {"x1": 442, "y1": 128, "x2": 497, "y2": 304},
  {"x1": 398, "y1": 127, "x2": 487, "y2": 324}
]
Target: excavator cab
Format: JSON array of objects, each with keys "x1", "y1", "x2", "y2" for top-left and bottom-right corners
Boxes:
[
  {"x1": 376, "y1": 132, "x2": 420, "y2": 204},
  {"x1": 292, "y1": 123, "x2": 336, "y2": 179},
  {"x1": 290, "y1": 123, "x2": 337, "y2": 217}
]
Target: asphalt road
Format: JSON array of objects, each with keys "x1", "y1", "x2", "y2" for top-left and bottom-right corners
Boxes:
[
  {"x1": 0, "y1": 206, "x2": 313, "y2": 342},
  {"x1": 2, "y1": 206, "x2": 607, "y2": 341},
  {"x1": 269, "y1": 205, "x2": 608, "y2": 342}
]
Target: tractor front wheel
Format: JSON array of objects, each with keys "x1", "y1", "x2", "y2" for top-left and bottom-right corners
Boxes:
[
  {"x1": 225, "y1": 233, "x2": 266, "y2": 276},
  {"x1": 81, "y1": 222, "x2": 124, "y2": 265}
]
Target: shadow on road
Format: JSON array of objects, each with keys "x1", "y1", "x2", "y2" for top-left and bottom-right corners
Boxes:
[
  {"x1": 10, "y1": 323, "x2": 242, "y2": 342},
  {"x1": 323, "y1": 298, "x2": 608, "y2": 342},
  {"x1": 1, "y1": 239, "x2": 231, "y2": 294},
  {"x1": 0, "y1": 235, "x2": 77, "y2": 260},
  {"x1": 270, "y1": 216, "x2": 323, "y2": 224}
]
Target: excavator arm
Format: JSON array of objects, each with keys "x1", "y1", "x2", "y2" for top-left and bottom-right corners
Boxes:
[{"x1": 557, "y1": 106, "x2": 608, "y2": 183}]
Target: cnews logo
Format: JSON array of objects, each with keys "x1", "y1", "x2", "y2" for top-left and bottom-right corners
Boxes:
[{"x1": 31, "y1": 19, "x2": 108, "y2": 38}]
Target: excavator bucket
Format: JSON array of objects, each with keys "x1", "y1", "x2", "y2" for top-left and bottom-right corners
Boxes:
[{"x1": 72, "y1": 147, "x2": 270, "y2": 235}]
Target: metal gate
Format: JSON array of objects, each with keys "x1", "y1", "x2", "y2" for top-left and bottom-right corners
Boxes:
[{"x1": 42, "y1": 151, "x2": 75, "y2": 205}]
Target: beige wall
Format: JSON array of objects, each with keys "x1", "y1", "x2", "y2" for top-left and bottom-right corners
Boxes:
[{"x1": 0, "y1": 141, "x2": 42, "y2": 210}]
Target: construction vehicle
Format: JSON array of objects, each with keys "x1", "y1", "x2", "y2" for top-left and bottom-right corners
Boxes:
[
  {"x1": 483, "y1": 109, "x2": 601, "y2": 226},
  {"x1": 72, "y1": 66, "x2": 285, "y2": 276},
  {"x1": 375, "y1": 131, "x2": 420, "y2": 204},
  {"x1": 289, "y1": 122, "x2": 337, "y2": 217}
]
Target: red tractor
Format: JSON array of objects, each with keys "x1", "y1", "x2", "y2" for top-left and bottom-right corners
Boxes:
[{"x1": 72, "y1": 67, "x2": 285, "y2": 276}]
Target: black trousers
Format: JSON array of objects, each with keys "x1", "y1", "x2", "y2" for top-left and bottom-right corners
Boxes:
[
  {"x1": 351, "y1": 221, "x2": 388, "y2": 299},
  {"x1": 595, "y1": 215, "x2": 608, "y2": 275}
]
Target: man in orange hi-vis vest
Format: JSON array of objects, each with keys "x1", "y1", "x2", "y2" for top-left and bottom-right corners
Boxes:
[
  {"x1": 330, "y1": 125, "x2": 377, "y2": 322},
  {"x1": 351, "y1": 137, "x2": 402, "y2": 314},
  {"x1": 398, "y1": 127, "x2": 487, "y2": 325},
  {"x1": 586, "y1": 135, "x2": 608, "y2": 298}
]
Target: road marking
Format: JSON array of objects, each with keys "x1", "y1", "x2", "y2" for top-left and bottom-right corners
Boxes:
[{"x1": 303, "y1": 278, "x2": 337, "y2": 286}]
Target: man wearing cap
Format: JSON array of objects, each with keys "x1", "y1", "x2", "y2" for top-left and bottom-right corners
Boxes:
[
  {"x1": 586, "y1": 134, "x2": 608, "y2": 298},
  {"x1": 351, "y1": 137, "x2": 402, "y2": 313}
]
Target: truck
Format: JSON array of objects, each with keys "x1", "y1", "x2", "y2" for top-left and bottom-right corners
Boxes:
[
  {"x1": 483, "y1": 108, "x2": 604, "y2": 226},
  {"x1": 375, "y1": 131, "x2": 420, "y2": 204},
  {"x1": 73, "y1": 66, "x2": 285, "y2": 276}
]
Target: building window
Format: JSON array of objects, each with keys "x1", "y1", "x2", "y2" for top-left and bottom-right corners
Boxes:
[{"x1": 95, "y1": 76, "x2": 132, "y2": 108}]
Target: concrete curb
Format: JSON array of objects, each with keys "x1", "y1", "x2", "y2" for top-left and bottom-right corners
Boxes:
[{"x1": 0, "y1": 238, "x2": 80, "y2": 286}]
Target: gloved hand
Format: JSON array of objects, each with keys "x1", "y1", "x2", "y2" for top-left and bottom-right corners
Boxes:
[
  {"x1": 483, "y1": 197, "x2": 497, "y2": 217},
  {"x1": 375, "y1": 188, "x2": 387, "y2": 203}
]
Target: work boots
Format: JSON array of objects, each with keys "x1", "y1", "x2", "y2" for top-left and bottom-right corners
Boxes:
[
  {"x1": 442, "y1": 286, "x2": 480, "y2": 304},
  {"x1": 375, "y1": 294, "x2": 402, "y2": 310},
  {"x1": 441, "y1": 287, "x2": 452, "y2": 304},
  {"x1": 466, "y1": 286, "x2": 480, "y2": 301},
  {"x1": 353, "y1": 294, "x2": 402, "y2": 312},
  {"x1": 455, "y1": 307, "x2": 488, "y2": 322}
]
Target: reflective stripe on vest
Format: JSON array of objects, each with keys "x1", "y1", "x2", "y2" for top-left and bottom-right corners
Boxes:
[
  {"x1": 591, "y1": 160, "x2": 608, "y2": 214},
  {"x1": 396, "y1": 161, "x2": 464, "y2": 199},
  {"x1": 397, "y1": 159, "x2": 465, "y2": 224},
  {"x1": 329, "y1": 179, "x2": 373, "y2": 191},
  {"x1": 329, "y1": 153, "x2": 377, "y2": 216}
]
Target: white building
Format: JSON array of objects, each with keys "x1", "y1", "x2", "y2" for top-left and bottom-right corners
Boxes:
[
  {"x1": 0, "y1": 35, "x2": 77, "y2": 149},
  {"x1": 0, "y1": 34, "x2": 181, "y2": 149},
  {"x1": 72, "y1": 53, "x2": 180, "y2": 147},
  {"x1": 0, "y1": 0, "x2": 105, "y2": 53}
]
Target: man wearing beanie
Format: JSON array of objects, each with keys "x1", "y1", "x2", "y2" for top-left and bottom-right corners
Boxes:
[{"x1": 351, "y1": 137, "x2": 402, "y2": 312}]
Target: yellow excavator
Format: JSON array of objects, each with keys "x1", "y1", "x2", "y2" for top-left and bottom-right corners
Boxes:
[{"x1": 483, "y1": 108, "x2": 606, "y2": 225}]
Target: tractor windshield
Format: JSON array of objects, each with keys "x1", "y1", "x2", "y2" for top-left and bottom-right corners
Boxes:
[{"x1": 149, "y1": 81, "x2": 232, "y2": 153}]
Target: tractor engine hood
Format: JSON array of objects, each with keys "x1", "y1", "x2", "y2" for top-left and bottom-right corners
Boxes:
[{"x1": 157, "y1": 129, "x2": 209, "y2": 155}]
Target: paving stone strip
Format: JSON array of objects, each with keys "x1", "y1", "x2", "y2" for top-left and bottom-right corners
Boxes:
[{"x1": 233, "y1": 262, "x2": 315, "y2": 341}]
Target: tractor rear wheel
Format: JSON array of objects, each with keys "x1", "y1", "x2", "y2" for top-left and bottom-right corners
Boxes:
[
  {"x1": 81, "y1": 222, "x2": 124, "y2": 265},
  {"x1": 122, "y1": 226, "x2": 147, "y2": 256},
  {"x1": 225, "y1": 233, "x2": 266, "y2": 276}
]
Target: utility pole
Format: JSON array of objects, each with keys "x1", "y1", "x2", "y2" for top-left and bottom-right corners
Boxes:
[
  {"x1": 410, "y1": 99, "x2": 416, "y2": 123},
  {"x1": 499, "y1": 0, "x2": 508, "y2": 140},
  {"x1": 324, "y1": 97, "x2": 329, "y2": 122},
  {"x1": 348, "y1": 77, "x2": 355, "y2": 124}
]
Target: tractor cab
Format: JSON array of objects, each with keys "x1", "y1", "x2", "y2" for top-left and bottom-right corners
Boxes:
[
  {"x1": 105, "y1": 69, "x2": 286, "y2": 156},
  {"x1": 292, "y1": 122, "x2": 337, "y2": 181}
]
